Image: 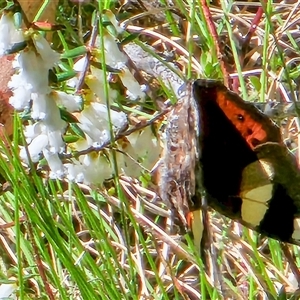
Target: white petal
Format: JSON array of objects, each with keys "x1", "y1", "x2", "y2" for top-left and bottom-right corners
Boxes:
[
  {"x1": 103, "y1": 34, "x2": 127, "y2": 66},
  {"x1": 9, "y1": 85, "x2": 31, "y2": 110},
  {"x1": 65, "y1": 163, "x2": 84, "y2": 182},
  {"x1": 91, "y1": 102, "x2": 127, "y2": 130},
  {"x1": 47, "y1": 130, "x2": 65, "y2": 153},
  {"x1": 73, "y1": 57, "x2": 85, "y2": 72},
  {"x1": 23, "y1": 123, "x2": 43, "y2": 142},
  {"x1": 82, "y1": 154, "x2": 112, "y2": 184},
  {"x1": 126, "y1": 127, "x2": 160, "y2": 170},
  {"x1": 52, "y1": 91, "x2": 82, "y2": 112},
  {"x1": 78, "y1": 122, "x2": 109, "y2": 146},
  {"x1": 77, "y1": 103, "x2": 126, "y2": 145},
  {"x1": 86, "y1": 69, "x2": 118, "y2": 103},
  {"x1": 43, "y1": 149, "x2": 64, "y2": 179},
  {"x1": 45, "y1": 113, "x2": 66, "y2": 134},
  {"x1": 0, "y1": 281, "x2": 17, "y2": 299},
  {"x1": 32, "y1": 94, "x2": 66, "y2": 132},
  {"x1": 31, "y1": 93, "x2": 47, "y2": 120},
  {"x1": 118, "y1": 67, "x2": 145, "y2": 100},
  {"x1": 85, "y1": 74, "x2": 106, "y2": 101},
  {"x1": 0, "y1": 13, "x2": 24, "y2": 56},
  {"x1": 20, "y1": 134, "x2": 49, "y2": 163},
  {"x1": 32, "y1": 34, "x2": 60, "y2": 68},
  {"x1": 8, "y1": 73, "x2": 30, "y2": 90},
  {"x1": 18, "y1": 51, "x2": 51, "y2": 93}
]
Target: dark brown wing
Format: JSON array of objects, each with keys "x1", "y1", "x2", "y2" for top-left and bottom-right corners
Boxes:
[{"x1": 193, "y1": 79, "x2": 300, "y2": 244}]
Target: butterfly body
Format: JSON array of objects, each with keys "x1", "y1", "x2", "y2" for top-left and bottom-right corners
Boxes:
[{"x1": 193, "y1": 79, "x2": 300, "y2": 243}]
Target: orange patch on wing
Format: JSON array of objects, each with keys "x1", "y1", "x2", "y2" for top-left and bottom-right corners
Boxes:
[{"x1": 216, "y1": 91, "x2": 268, "y2": 148}]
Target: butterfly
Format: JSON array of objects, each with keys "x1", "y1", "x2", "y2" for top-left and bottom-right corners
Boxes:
[{"x1": 192, "y1": 79, "x2": 300, "y2": 244}]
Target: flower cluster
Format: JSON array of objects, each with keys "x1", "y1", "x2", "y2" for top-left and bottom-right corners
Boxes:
[
  {"x1": 0, "y1": 12, "x2": 24, "y2": 56},
  {"x1": 0, "y1": 11, "x2": 161, "y2": 184}
]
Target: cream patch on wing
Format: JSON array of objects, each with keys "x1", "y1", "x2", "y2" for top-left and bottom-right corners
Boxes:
[
  {"x1": 292, "y1": 218, "x2": 300, "y2": 240},
  {"x1": 241, "y1": 184, "x2": 273, "y2": 226},
  {"x1": 240, "y1": 159, "x2": 275, "y2": 226}
]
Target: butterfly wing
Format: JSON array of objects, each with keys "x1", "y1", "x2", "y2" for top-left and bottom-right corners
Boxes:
[{"x1": 193, "y1": 79, "x2": 300, "y2": 244}]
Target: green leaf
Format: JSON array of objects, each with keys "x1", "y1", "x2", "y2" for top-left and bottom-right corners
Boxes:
[
  {"x1": 5, "y1": 41, "x2": 27, "y2": 55},
  {"x1": 49, "y1": 70, "x2": 77, "y2": 83},
  {"x1": 59, "y1": 108, "x2": 79, "y2": 123},
  {"x1": 63, "y1": 135, "x2": 80, "y2": 143},
  {"x1": 120, "y1": 33, "x2": 140, "y2": 45},
  {"x1": 61, "y1": 46, "x2": 87, "y2": 59},
  {"x1": 249, "y1": 76, "x2": 261, "y2": 91},
  {"x1": 70, "y1": 123, "x2": 85, "y2": 138}
]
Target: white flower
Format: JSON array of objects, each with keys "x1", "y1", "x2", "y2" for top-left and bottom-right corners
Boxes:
[
  {"x1": 20, "y1": 134, "x2": 48, "y2": 163},
  {"x1": 72, "y1": 138, "x2": 89, "y2": 152},
  {"x1": 8, "y1": 84, "x2": 31, "y2": 110},
  {"x1": 81, "y1": 153, "x2": 112, "y2": 185},
  {"x1": 47, "y1": 130, "x2": 65, "y2": 153},
  {"x1": 117, "y1": 65, "x2": 145, "y2": 100},
  {"x1": 14, "y1": 35, "x2": 59, "y2": 94},
  {"x1": 21, "y1": 125, "x2": 64, "y2": 164},
  {"x1": 85, "y1": 129, "x2": 108, "y2": 147},
  {"x1": 116, "y1": 142, "x2": 138, "y2": 176},
  {"x1": 31, "y1": 93, "x2": 47, "y2": 120},
  {"x1": 103, "y1": 34, "x2": 127, "y2": 66},
  {"x1": 43, "y1": 105, "x2": 66, "y2": 135},
  {"x1": 32, "y1": 34, "x2": 60, "y2": 69},
  {"x1": 25, "y1": 114, "x2": 64, "y2": 152},
  {"x1": 118, "y1": 127, "x2": 160, "y2": 177},
  {"x1": 85, "y1": 74, "x2": 105, "y2": 100},
  {"x1": 43, "y1": 148, "x2": 64, "y2": 179},
  {"x1": 77, "y1": 103, "x2": 127, "y2": 146},
  {"x1": 78, "y1": 114, "x2": 109, "y2": 146},
  {"x1": 18, "y1": 50, "x2": 51, "y2": 93},
  {"x1": 52, "y1": 91, "x2": 82, "y2": 112},
  {"x1": 8, "y1": 69, "x2": 32, "y2": 111},
  {"x1": 88, "y1": 102, "x2": 126, "y2": 128},
  {"x1": 0, "y1": 13, "x2": 24, "y2": 56},
  {"x1": 8, "y1": 73, "x2": 27, "y2": 89},
  {"x1": 0, "y1": 280, "x2": 17, "y2": 299},
  {"x1": 126, "y1": 127, "x2": 160, "y2": 169},
  {"x1": 23, "y1": 123, "x2": 43, "y2": 142},
  {"x1": 85, "y1": 103, "x2": 127, "y2": 130},
  {"x1": 65, "y1": 163, "x2": 84, "y2": 182},
  {"x1": 85, "y1": 68, "x2": 118, "y2": 103},
  {"x1": 32, "y1": 93, "x2": 66, "y2": 133}
]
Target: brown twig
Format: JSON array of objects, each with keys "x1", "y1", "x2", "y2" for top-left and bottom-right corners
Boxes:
[
  {"x1": 281, "y1": 243, "x2": 300, "y2": 288},
  {"x1": 242, "y1": 7, "x2": 264, "y2": 54},
  {"x1": 63, "y1": 107, "x2": 169, "y2": 159},
  {"x1": 75, "y1": 13, "x2": 99, "y2": 93}
]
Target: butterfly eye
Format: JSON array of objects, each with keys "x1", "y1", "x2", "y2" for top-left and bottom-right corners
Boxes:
[{"x1": 237, "y1": 114, "x2": 244, "y2": 121}]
